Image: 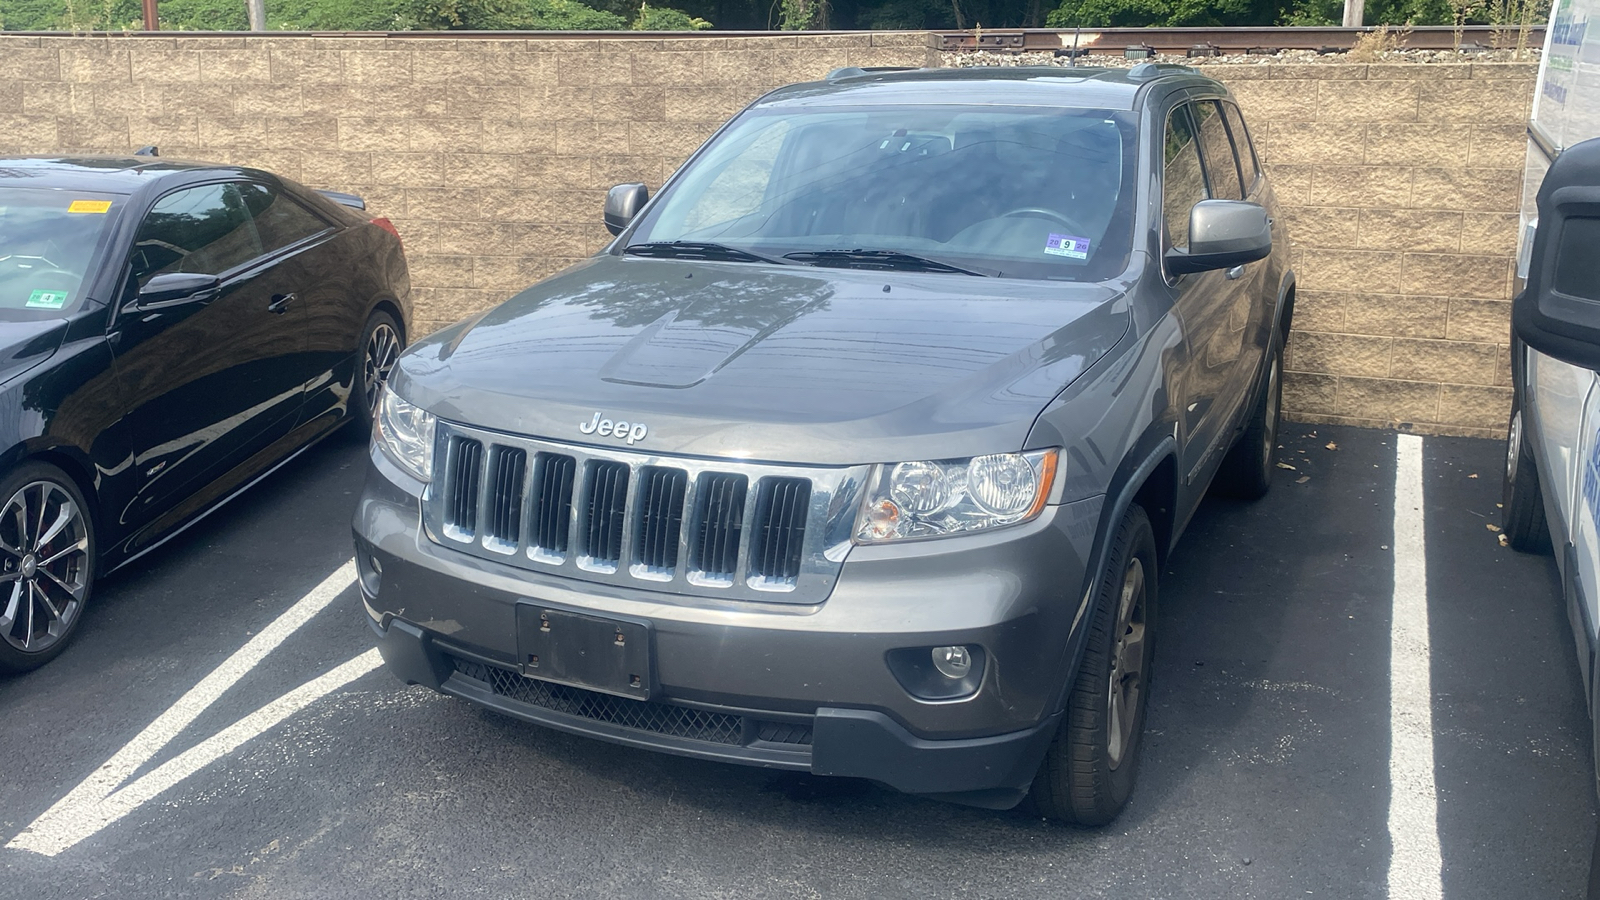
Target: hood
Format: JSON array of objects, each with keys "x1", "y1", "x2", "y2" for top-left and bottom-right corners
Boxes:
[
  {"x1": 0, "y1": 318, "x2": 66, "y2": 387},
  {"x1": 396, "y1": 256, "x2": 1130, "y2": 465}
]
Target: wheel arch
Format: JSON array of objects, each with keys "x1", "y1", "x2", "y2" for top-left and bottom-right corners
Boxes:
[
  {"x1": 3, "y1": 442, "x2": 103, "y2": 561},
  {"x1": 1274, "y1": 275, "x2": 1296, "y2": 344},
  {"x1": 368, "y1": 297, "x2": 408, "y2": 346},
  {"x1": 1045, "y1": 431, "x2": 1178, "y2": 723}
]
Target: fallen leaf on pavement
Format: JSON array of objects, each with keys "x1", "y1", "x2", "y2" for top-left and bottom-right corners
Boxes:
[
  {"x1": 1486, "y1": 523, "x2": 1502, "y2": 533},
  {"x1": 1468, "y1": 473, "x2": 1478, "y2": 479},
  {"x1": 1276, "y1": 462, "x2": 1297, "y2": 470},
  {"x1": 1325, "y1": 442, "x2": 1338, "y2": 450},
  {"x1": 1498, "y1": 534, "x2": 1509, "y2": 547},
  {"x1": 1296, "y1": 476, "x2": 1310, "y2": 484}
]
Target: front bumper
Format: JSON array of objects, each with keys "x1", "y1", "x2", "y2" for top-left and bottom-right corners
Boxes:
[
  {"x1": 374, "y1": 614, "x2": 1060, "y2": 807},
  {"x1": 356, "y1": 445, "x2": 1103, "y2": 805}
]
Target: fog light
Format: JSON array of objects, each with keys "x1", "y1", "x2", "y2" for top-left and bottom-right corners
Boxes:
[{"x1": 932, "y1": 645, "x2": 972, "y2": 679}]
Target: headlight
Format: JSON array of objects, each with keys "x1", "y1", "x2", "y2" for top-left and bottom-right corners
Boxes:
[
  {"x1": 375, "y1": 384, "x2": 436, "y2": 482},
  {"x1": 855, "y1": 449, "x2": 1059, "y2": 544}
]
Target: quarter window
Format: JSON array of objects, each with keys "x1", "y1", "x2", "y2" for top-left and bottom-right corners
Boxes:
[
  {"x1": 129, "y1": 183, "x2": 260, "y2": 287},
  {"x1": 1162, "y1": 105, "x2": 1207, "y2": 251},
  {"x1": 237, "y1": 182, "x2": 330, "y2": 254},
  {"x1": 1194, "y1": 101, "x2": 1243, "y2": 202}
]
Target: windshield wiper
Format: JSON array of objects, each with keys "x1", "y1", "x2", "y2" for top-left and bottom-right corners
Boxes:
[
  {"x1": 623, "y1": 241, "x2": 790, "y2": 266},
  {"x1": 781, "y1": 249, "x2": 989, "y2": 277}
]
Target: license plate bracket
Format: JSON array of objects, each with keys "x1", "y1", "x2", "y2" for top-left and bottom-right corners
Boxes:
[{"x1": 514, "y1": 603, "x2": 653, "y2": 701}]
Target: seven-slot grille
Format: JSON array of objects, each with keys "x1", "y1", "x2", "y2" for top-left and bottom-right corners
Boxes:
[{"x1": 430, "y1": 427, "x2": 837, "y2": 598}]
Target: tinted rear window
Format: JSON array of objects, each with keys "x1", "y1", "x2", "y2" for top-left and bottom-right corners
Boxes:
[{"x1": 0, "y1": 187, "x2": 120, "y2": 319}]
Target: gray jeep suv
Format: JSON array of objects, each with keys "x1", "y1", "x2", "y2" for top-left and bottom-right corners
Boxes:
[{"x1": 355, "y1": 64, "x2": 1293, "y2": 824}]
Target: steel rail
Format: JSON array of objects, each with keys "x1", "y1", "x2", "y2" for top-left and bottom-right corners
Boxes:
[{"x1": 935, "y1": 24, "x2": 1544, "y2": 53}]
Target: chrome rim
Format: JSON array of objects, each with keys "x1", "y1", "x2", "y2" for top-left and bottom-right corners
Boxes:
[
  {"x1": 1106, "y1": 556, "x2": 1147, "y2": 770},
  {"x1": 1507, "y1": 410, "x2": 1522, "y2": 483},
  {"x1": 0, "y1": 481, "x2": 90, "y2": 655},
  {"x1": 363, "y1": 322, "x2": 400, "y2": 417}
]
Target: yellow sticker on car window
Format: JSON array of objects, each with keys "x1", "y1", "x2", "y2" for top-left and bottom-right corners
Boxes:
[{"x1": 67, "y1": 200, "x2": 112, "y2": 214}]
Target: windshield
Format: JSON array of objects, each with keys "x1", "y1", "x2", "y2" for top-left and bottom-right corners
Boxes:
[
  {"x1": 0, "y1": 188, "x2": 120, "y2": 319},
  {"x1": 628, "y1": 105, "x2": 1138, "y2": 281}
]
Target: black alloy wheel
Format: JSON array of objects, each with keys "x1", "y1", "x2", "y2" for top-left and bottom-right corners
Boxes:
[
  {"x1": 352, "y1": 309, "x2": 403, "y2": 434},
  {"x1": 0, "y1": 462, "x2": 96, "y2": 674}
]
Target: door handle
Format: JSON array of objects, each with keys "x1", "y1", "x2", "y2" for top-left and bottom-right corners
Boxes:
[
  {"x1": 1225, "y1": 266, "x2": 1245, "y2": 281},
  {"x1": 267, "y1": 292, "x2": 297, "y2": 314}
]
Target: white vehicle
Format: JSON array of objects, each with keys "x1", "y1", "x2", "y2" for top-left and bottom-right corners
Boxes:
[{"x1": 1503, "y1": 0, "x2": 1600, "y2": 817}]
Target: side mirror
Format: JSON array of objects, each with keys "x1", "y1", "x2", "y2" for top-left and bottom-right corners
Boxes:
[
  {"x1": 136, "y1": 272, "x2": 220, "y2": 308},
  {"x1": 604, "y1": 183, "x2": 649, "y2": 236},
  {"x1": 1514, "y1": 137, "x2": 1600, "y2": 370},
  {"x1": 1166, "y1": 199, "x2": 1272, "y2": 276}
]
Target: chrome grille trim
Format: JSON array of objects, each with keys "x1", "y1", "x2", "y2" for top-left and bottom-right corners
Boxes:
[
  {"x1": 442, "y1": 437, "x2": 482, "y2": 542},
  {"x1": 423, "y1": 421, "x2": 868, "y2": 605}
]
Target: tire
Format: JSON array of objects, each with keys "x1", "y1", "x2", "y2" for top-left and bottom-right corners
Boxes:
[
  {"x1": 1502, "y1": 402, "x2": 1552, "y2": 554},
  {"x1": 1029, "y1": 503, "x2": 1158, "y2": 826},
  {"x1": 0, "y1": 462, "x2": 97, "y2": 675},
  {"x1": 1213, "y1": 338, "x2": 1283, "y2": 501},
  {"x1": 350, "y1": 309, "x2": 403, "y2": 436}
]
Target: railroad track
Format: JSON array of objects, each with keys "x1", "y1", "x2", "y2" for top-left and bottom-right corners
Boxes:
[
  {"x1": 934, "y1": 24, "x2": 1544, "y2": 54},
  {"x1": 2, "y1": 24, "x2": 1543, "y2": 50}
]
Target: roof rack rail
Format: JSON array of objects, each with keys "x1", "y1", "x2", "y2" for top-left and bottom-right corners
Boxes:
[
  {"x1": 1126, "y1": 62, "x2": 1200, "y2": 80},
  {"x1": 825, "y1": 66, "x2": 920, "y2": 81}
]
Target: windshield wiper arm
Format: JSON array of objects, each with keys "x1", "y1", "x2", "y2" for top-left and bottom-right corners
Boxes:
[
  {"x1": 781, "y1": 249, "x2": 989, "y2": 277},
  {"x1": 623, "y1": 241, "x2": 790, "y2": 266}
]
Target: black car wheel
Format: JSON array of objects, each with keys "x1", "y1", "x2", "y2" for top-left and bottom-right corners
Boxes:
[
  {"x1": 1502, "y1": 402, "x2": 1552, "y2": 554},
  {"x1": 351, "y1": 309, "x2": 403, "y2": 434},
  {"x1": 1213, "y1": 338, "x2": 1283, "y2": 500},
  {"x1": 0, "y1": 462, "x2": 96, "y2": 675},
  {"x1": 1030, "y1": 503, "x2": 1157, "y2": 826}
]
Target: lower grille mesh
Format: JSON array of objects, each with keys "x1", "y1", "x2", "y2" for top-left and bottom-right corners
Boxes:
[{"x1": 452, "y1": 656, "x2": 744, "y2": 745}]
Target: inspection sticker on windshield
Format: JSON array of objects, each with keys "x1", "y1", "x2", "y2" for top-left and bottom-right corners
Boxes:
[
  {"x1": 25, "y1": 290, "x2": 67, "y2": 309},
  {"x1": 67, "y1": 199, "x2": 112, "y2": 214},
  {"x1": 1044, "y1": 233, "x2": 1091, "y2": 260}
]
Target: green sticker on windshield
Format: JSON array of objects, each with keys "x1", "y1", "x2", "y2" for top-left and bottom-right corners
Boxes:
[{"x1": 25, "y1": 289, "x2": 68, "y2": 309}]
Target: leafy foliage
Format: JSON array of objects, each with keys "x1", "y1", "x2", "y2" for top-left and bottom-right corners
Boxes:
[
  {"x1": 0, "y1": 0, "x2": 1549, "y2": 37},
  {"x1": 633, "y1": 0, "x2": 711, "y2": 27}
]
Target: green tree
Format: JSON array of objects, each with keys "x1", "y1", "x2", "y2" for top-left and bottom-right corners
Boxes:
[{"x1": 633, "y1": 0, "x2": 711, "y2": 27}]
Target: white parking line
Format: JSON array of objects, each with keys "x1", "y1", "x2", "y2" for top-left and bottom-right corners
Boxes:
[
  {"x1": 6, "y1": 560, "x2": 367, "y2": 857},
  {"x1": 1388, "y1": 434, "x2": 1443, "y2": 899}
]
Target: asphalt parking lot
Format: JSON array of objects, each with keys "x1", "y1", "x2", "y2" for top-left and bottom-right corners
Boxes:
[{"x1": 0, "y1": 423, "x2": 1594, "y2": 900}]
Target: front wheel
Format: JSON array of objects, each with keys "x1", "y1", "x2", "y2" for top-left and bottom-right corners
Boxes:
[
  {"x1": 350, "y1": 309, "x2": 403, "y2": 436},
  {"x1": 1502, "y1": 404, "x2": 1552, "y2": 554},
  {"x1": 0, "y1": 462, "x2": 97, "y2": 675},
  {"x1": 1029, "y1": 503, "x2": 1158, "y2": 825}
]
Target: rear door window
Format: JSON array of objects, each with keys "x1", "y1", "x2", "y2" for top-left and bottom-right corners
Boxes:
[
  {"x1": 1193, "y1": 100, "x2": 1243, "y2": 202},
  {"x1": 237, "y1": 182, "x2": 332, "y2": 254}
]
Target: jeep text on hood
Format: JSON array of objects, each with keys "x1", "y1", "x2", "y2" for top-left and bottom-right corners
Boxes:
[{"x1": 392, "y1": 256, "x2": 1130, "y2": 465}]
